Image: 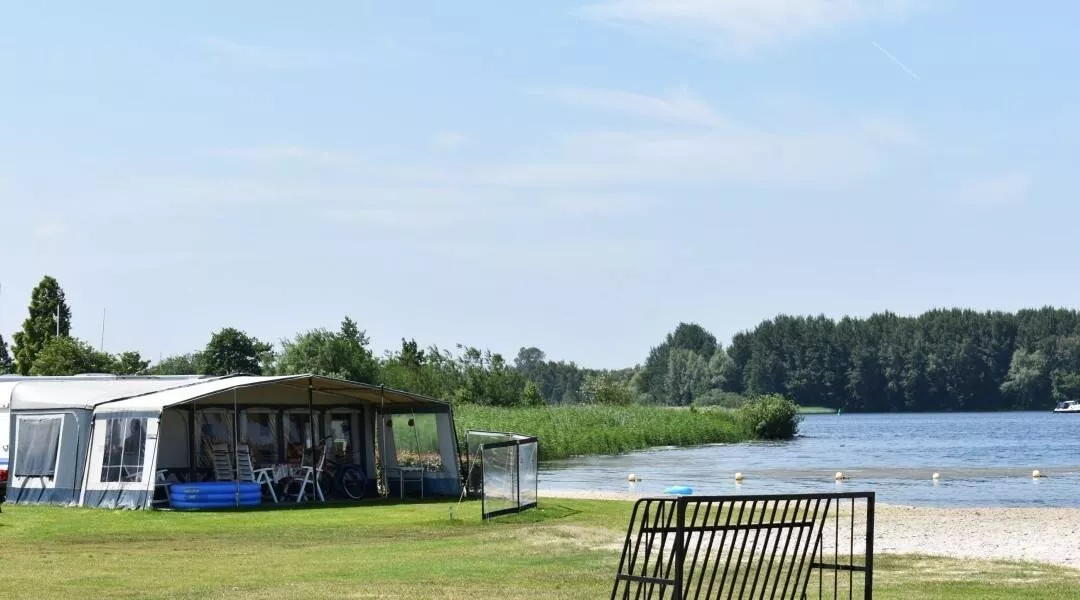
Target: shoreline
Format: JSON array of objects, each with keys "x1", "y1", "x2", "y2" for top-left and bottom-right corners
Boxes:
[{"x1": 540, "y1": 489, "x2": 1080, "y2": 569}]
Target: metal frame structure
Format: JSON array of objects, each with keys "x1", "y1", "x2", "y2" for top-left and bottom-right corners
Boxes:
[
  {"x1": 611, "y1": 491, "x2": 875, "y2": 600},
  {"x1": 470, "y1": 432, "x2": 539, "y2": 520}
]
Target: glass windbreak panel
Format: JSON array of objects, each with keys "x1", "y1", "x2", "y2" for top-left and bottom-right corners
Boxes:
[
  {"x1": 197, "y1": 411, "x2": 235, "y2": 468},
  {"x1": 325, "y1": 412, "x2": 356, "y2": 463},
  {"x1": 284, "y1": 412, "x2": 319, "y2": 465},
  {"x1": 14, "y1": 416, "x2": 62, "y2": 478},
  {"x1": 481, "y1": 444, "x2": 518, "y2": 516},
  {"x1": 240, "y1": 410, "x2": 278, "y2": 466},
  {"x1": 391, "y1": 413, "x2": 441, "y2": 472},
  {"x1": 100, "y1": 417, "x2": 147, "y2": 483},
  {"x1": 518, "y1": 441, "x2": 538, "y2": 507}
]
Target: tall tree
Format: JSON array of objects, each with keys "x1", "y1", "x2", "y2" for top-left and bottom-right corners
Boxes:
[
  {"x1": 639, "y1": 322, "x2": 719, "y2": 402},
  {"x1": 12, "y1": 275, "x2": 72, "y2": 374},
  {"x1": 113, "y1": 351, "x2": 151, "y2": 375},
  {"x1": 29, "y1": 336, "x2": 114, "y2": 376},
  {"x1": 0, "y1": 334, "x2": 12, "y2": 374},
  {"x1": 198, "y1": 328, "x2": 273, "y2": 375},
  {"x1": 272, "y1": 316, "x2": 378, "y2": 383},
  {"x1": 149, "y1": 352, "x2": 202, "y2": 375},
  {"x1": 581, "y1": 371, "x2": 635, "y2": 405},
  {"x1": 664, "y1": 348, "x2": 710, "y2": 405}
]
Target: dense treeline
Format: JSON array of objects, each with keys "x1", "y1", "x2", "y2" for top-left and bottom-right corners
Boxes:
[
  {"x1": 3, "y1": 275, "x2": 1077, "y2": 411},
  {"x1": 725, "y1": 309, "x2": 1080, "y2": 411}
]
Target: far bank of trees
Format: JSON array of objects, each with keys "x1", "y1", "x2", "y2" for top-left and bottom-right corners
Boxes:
[
  {"x1": 2, "y1": 275, "x2": 1079, "y2": 411},
  {"x1": 724, "y1": 309, "x2": 1080, "y2": 412}
]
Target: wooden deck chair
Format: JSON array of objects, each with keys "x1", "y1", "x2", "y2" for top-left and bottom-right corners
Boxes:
[
  {"x1": 209, "y1": 442, "x2": 235, "y2": 481},
  {"x1": 236, "y1": 443, "x2": 278, "y2": 504},
  {"x1": 281, "y1": 445, "x2": 326, "y2": 503}
]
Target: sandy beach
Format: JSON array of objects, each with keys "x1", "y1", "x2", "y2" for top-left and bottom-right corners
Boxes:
[{"x1": 540, "y1": 489, "x2": 1080, "y2": 568}]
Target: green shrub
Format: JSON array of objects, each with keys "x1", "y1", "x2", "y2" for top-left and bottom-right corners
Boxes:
[
  {"x1": 692, "y1": 390, "x2": 751, "y2": 409},
  {"x1": 737, "y1": 395, "x2": 801, "y2": 440}
]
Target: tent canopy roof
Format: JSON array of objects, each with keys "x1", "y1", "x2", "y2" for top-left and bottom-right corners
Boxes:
[
  {"x1": 7, "y1": 377, "x2": 206, "y2": 411},
  {"x1": 6, "y1": 374, "x2": 449, "y2": 414}
]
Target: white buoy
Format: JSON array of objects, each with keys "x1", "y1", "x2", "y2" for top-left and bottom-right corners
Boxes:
[
  {"x1": 628, "y1": 473, "x2": 641, "y2": 482},
  {"x1": 835, "y1": 471, "x2": 846, "y2": 481},
  {"x1": 932, "y1": 472, "x2": 940, "y2": 481},
  {"x1": 1033, "y1": 470, "x2": 1043, "y2": 479},
  {"x1": 734, "y1": 472, "x2": 744, "y2": 482}
]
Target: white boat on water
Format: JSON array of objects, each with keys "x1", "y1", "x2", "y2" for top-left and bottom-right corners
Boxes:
[{"x1": 1053, "y1": 400, "x2": 1080, "y2": 413}]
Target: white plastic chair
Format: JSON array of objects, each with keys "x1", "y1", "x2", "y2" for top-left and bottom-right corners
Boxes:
[
  {"x1": 282, "y1": 445, "x2": 326, "y2": 503},
  {"x1": 152, "y1": 470, "x2": 172, "y2": 507},
  {"x1": 236, "y1": 443, "x2": 278, "y2": 504}
]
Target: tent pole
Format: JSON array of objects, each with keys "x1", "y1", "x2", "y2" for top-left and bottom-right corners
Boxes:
[
  {"x1": 379, "y1": 386, "x2": 386, "y2": 496},
  {"x1": 307, "y1": 377, "x2": 315, "y2": 449},
  {"x1": 188, "y1": 403, "x2": 197, "y2": 482},
  {"x1": 234, "y1": 388, "x2": 240, "y2": 506}
]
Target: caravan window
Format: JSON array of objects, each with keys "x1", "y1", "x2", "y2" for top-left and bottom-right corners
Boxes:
[
  {"x1": 14, "y1": 416, "x2": 62, "y2": 478},
  {"x1": 100, "y1": 417, "x2": 147, "y2": 483}
]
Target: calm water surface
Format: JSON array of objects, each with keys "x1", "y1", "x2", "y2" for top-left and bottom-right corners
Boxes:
[{"x1": 539, "y1": 412, "x2": 1080, "y2": 507}]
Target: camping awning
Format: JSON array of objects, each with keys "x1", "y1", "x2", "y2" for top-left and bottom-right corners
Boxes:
[
  {"x1": 92, "y1": 374, "x2": 449, "y2": 414},
  {"x1": 7, "y1": 377, "x2": 208, "y2": 411}
]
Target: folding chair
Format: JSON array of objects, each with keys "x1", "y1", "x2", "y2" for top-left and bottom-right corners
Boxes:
[
  {"x1": 152, "y1": 470, "x2": 172, "y2": 507},
  {"x1": 209, "y1": 442, "x2": 235, "y2": 481}
]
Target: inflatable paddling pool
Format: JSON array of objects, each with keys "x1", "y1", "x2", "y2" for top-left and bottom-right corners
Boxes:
[{"x1": 169, "y1": 481, "x2": 262, "y2": 509}]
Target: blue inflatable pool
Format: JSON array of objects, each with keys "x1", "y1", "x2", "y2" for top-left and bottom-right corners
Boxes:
[{"x1": 169, "y1": 482, "x2": 263, "y2": 509}]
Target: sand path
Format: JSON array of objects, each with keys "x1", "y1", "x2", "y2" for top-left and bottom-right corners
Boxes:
[{"x1": 541, "y1": 490, "x2": 1080, "y2": 568}]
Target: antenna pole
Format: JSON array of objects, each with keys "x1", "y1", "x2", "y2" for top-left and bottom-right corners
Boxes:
[{"x1": 100, "y1": 307, "x2": 106, "y2": 351}]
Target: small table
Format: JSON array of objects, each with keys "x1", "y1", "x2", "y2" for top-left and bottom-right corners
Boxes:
[{"x1": 386, "y1": 467, "x2": 424, "y2": 500}]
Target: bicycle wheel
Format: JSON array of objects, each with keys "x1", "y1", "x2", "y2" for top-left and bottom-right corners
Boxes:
[{"x1": 338, "y1": 466, "x2": 367, "y2": 500}]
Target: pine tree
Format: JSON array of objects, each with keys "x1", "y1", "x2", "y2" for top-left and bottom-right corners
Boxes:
[{"x1": 12, "y1": 275, "x2": 72, "y2": 375}]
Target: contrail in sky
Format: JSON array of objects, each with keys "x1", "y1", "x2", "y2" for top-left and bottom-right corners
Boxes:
[{"x1": 872, "y1": 41, "x2": 920, "y2": 80}]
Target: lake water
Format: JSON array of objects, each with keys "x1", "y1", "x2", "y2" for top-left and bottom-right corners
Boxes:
[{"x1": 539, "y1": 411, "x2": 1080, "y2": 507}]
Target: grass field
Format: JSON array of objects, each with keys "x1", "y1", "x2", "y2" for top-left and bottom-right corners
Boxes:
[
  {"x1": 799, "y1": 406, "x2": 838, "y2": 414},
  {"x1": 454, "y1": 404, "x2": 751, "y2": 460},
  {"x1": 1, "y1": 499, "x2": 1076, "y2": 599}
]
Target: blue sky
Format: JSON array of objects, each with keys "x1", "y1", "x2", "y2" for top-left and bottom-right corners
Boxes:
[{"x1": 1, "y1": 1, "x2": 1078, "y2": 368}]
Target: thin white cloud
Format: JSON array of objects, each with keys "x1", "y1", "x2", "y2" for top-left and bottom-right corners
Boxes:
[
  {"x1": 950, "y1": 172, "x2": 1032, "y2": 208},
  {"x1": 404, "y1": 87, "x2": 917, "y2": 189},
  {"x1": 530, "y1": 85, "x2": 725, "y2": 127},
  {"x1": 209, "y1": 145, "x2": 355, "y2": 164},
  {"x1": 871, "y1": 41, "x2": 920, "y2": 80},
  {"x1": 105, "y1": 88, "x2": 916, "y2": 226},
  {"x1": 577, "y1": 0, "x2": 920, "y2": 54},
  {"x1": 433, "y1": 131, "x2": 467, "y2": 150},
  {"x1": 200, "y1": 36, "x2": 369, "y2": 70},
  {"x1": 34, "y1": 222, "x2": 69, "y2": 239}
]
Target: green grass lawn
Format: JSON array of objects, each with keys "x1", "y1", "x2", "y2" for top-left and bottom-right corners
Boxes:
[
  {"x1": 798, "y1": 406, "x2": 838, "y2": 414},
  {"x1": 1, "y1": 498, "x2": 1076, "y2": 599}
]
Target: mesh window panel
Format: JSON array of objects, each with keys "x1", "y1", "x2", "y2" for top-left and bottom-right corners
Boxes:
[
  {"x1": 242, "y1": 410, "x2": 278, "y2": 466},
  {"x1": 482, "y1": 444, "x2": 519, "y2": 517},
  {"x1": 198, "y1": 411, "x2": 236, "y2": 468},
  {"x1": 14, "y1": 416, "x2": 62, "y2": 478},
  {"x1": 393, "y1": 413, "x2": 440, "y2": 471},
  {"x1": 101, "y1": 417, "x2": 148, "y2": 483},
  {"x1": 518, "y1": 440, "x2": 538, "y2": 507}
]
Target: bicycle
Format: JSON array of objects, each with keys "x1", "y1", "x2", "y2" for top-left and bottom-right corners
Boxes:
[{"x1": 312, "y1": 435, "x2": 367, "y2": 500}]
